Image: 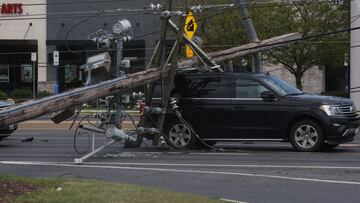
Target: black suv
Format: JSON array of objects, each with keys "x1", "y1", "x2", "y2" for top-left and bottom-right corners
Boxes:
[
  {"x1": 145, "y1": 71, "x2": 360, "y2": 152},
  {"x1": 0, "y1": 101, "x2": 18, "y2": 141}
]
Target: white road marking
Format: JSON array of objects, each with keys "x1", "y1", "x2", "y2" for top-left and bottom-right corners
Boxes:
[
  {"x1": 69, "y1": 162, "x2": 360, "y2": 170},
  {"x1": 219, "y1": 143, "x2": 288, "y2": 147},
  {"x1": 188, "y1": 152, "x2": 250, "y2": 156},
  {"x1": 220, "y1": 198, "x2": 247, "y2": 203},
  {"x1": 2, "y1": 161, "x2": 360, "y2": 185}
]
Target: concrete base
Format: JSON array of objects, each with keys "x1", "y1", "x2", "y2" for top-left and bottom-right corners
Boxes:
[{"x1": 37, "y1": 81, "x2": 57, "y2": 93}]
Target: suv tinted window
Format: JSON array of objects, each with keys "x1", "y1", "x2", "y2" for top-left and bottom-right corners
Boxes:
[
  {"x1": 236, "y1": 79, "x2": 268, "y2": 98},
  {"x1": 182, "y1": 76, "x2": 230, "y2": 98}
]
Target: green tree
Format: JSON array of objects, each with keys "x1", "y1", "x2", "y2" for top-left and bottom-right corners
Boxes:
[{"x1": 195, "y1": 0, "x2": 349, "y2": 90}]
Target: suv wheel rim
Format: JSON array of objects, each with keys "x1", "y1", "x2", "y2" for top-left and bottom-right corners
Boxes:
[
  {"x1": 294, "y1": 124, "x2": 318, "y2": 149},
  {"x1": 169, "y1": 124, "x2": 191, "y2": 147}
]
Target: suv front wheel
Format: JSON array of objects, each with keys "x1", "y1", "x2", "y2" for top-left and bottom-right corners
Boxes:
[
  {"x1": 165, "y1": 121, "x2": 197, "y2": 150},
  {"x1": 290, "y1": 120, "x2": 325, "y2": 152}
]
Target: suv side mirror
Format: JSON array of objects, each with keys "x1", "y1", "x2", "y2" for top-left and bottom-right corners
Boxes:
[{"x1": 260, "y1": 91, "x2": 275, "y2": 101}]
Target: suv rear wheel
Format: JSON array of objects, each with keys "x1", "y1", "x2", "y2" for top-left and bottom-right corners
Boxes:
[
  {"x1": 290, "y1": 120, "x2": 325, "y2": 152},
  {"x1": 165, "y1": 121, "x2": 197, "y2": 150}
]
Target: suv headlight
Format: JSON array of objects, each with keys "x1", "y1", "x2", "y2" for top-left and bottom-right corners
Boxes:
[{"x1": 319, "y1": 105, "x2": 339, "y2": 116}]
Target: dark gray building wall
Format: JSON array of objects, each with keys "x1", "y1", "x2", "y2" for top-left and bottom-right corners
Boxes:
[{"x1": 46, "y1": 0, "x2": 163, "y2": 84}]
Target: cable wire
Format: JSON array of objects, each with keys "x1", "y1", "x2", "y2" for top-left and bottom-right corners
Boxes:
[{"x1": 64, "y1": 10, "x2": 105, "y2": 54}]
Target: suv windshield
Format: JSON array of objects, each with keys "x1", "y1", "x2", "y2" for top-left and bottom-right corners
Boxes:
[{"x1": 262, "y1": 76, "x2": 303, "y2": 96}]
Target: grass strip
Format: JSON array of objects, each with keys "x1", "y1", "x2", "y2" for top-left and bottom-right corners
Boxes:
[{"x1": 0, "y1": 175, "x2": 225, "y2": 203}]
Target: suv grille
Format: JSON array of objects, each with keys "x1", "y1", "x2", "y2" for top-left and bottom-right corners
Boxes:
[{"x1": 337, "y1": 105, "x2": 357, "y2": 116}]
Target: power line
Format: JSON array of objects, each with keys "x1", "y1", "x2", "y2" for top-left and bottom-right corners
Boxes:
[
  {"x1": 0, "y1": 0, "x2": 337, "y2": 21},
  {"x1": 352, "y1": 15, "x2": 360, "y2": 24},
  {"x1": 1, "y1": 0, "x2": 152, "y2": 7},
  {"x1": 0, "y1": 12, "x2": 154, "y2": 21},
  {"x1": 0, "y1": 8, "x2": 160, "y2": 21},
  {"x1": 248, "y1": 0, "x2": 335, "y2": 4},
  {"x1": 0, "y1": 25, "x2": 354, "y2": 56},
  {"x1": 247, "y1": 0, "x2": 340, "y2": 9},
  {"x1": 0, "y1": 2, "x2": 237, "y2": 20},
  {"x1": 64, "y1": 10, "x2": 105, "y2": 54}
]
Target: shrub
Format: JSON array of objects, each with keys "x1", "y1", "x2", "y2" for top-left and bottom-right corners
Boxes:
[
  {"x1": 37, "y1": 90, "x2": 53, "y2": 98},
  {"x1": 0, "y1": 90, "x2": 7, "y2": 99},
  {"x1": 11, "y1": 88, "x2": 32, "y2": 99}
]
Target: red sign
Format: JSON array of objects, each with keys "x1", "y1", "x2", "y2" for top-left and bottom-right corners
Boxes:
[{"x1": 1, "y1": 3, "x2": 23, "y2": 15}]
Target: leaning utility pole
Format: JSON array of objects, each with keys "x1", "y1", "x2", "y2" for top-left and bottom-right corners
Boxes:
[
  {"x1": 155, "y1": 8, "x2": 187, "y2": 141},
  {"x1": 237, "y1": 0, "x2": 262, "y2": 73},
  {"x1": 137, "y1": 0, "x2": 174, "y2": 146},
  {"x1": 137, "y1": 0, "x2": 173, "y2": 133}
]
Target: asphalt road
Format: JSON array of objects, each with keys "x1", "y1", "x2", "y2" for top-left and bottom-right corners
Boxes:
[{"x1": 1, "y1": 129, "x2": 360, "y2": 203}]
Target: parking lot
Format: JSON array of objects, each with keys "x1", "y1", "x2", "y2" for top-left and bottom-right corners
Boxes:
[{"x1": 1, "y1": 129, "x2": 360, "y2": 203}]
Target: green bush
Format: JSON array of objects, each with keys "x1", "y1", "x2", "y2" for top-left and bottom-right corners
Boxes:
[
  {"x1": 37, "y1": 90, "x2": 53, "y2": 98},
  {"x1": 11, "y1": 88, "x2": 32, "y2": 99},
  {"x1": 0, "y1": 90, "x2": 7, "y2": 99}
]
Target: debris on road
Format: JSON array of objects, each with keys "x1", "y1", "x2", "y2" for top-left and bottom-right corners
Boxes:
[{"x1": 21, "y1": 137, "x2": 34, "y2": 142}]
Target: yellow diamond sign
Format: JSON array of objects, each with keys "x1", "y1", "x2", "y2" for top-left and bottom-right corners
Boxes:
[
  {"x1": 184, "y1": 12, "x2": 197, "y2": 39},
  {"x1": 184, "y1": 12, "x2": 197, "y2": 58}
]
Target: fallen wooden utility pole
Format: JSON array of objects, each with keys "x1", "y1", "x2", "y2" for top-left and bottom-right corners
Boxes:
[{"x1": 0, "y1": 32, "x2": 301, "y2": 127}]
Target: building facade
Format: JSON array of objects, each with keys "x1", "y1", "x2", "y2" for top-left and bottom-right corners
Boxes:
[
  {"x1": 0, "y1": 0, "x2": 46, "y2": 95},
  {"x1": 45, "y1": 0, "x2": 161, "y2": 93},
  {"x1": 263, "y1": 64, "x2": 325, "y2": 94},
  {"x1": 0, "y1": 0, "x2": 329, "y2": 96},
  {"x1": 351, "y1": 0, "x2": 360, "y2": 109}
]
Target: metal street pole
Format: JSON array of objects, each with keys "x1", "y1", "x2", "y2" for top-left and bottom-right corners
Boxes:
[
  {"x1": 31, "y1": 52, "x2": 37, "y2": 99},
  {"x1": 116, "y1": 39, "x2": 123, "y2": 77},
  {"x1": 237, "y1": 0, "x2": 262, "y2": 73},
  {"x1": 53, "y1": 50, "x2": 60, "y2": 94},
  {"x1": 114, "y1": 38, "x2": 124, "y2": 127},
  {"x1": 33, "y1": 60, "x2": 36, "y2": 99}
]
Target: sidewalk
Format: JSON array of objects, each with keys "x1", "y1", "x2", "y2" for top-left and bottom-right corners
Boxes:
[
  {"x1": 17, "y1": 111, "x2": 140, "y2": 130},
  {"x1": 18, "y1": 120, "x2": 138, "y2": 130}
]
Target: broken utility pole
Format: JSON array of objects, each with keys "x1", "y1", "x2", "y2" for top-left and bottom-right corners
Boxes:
[
  {"x1": 154, "y1": 8, "x2": 187, "y2": 145},
  {"x1": 137, "y1": 0, "x2": 173, "y2": 143}
]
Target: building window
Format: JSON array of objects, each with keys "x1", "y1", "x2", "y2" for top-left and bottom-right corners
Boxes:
[
  {"x1": 0, "y1": 64, "x2": 9, "y2": 83},
  {"x1": 64, "y1": 64, "x2": 79, "y2": 83},
  {"x1": 20, "y1": 64, "x2": 33, "y2": 83}
]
